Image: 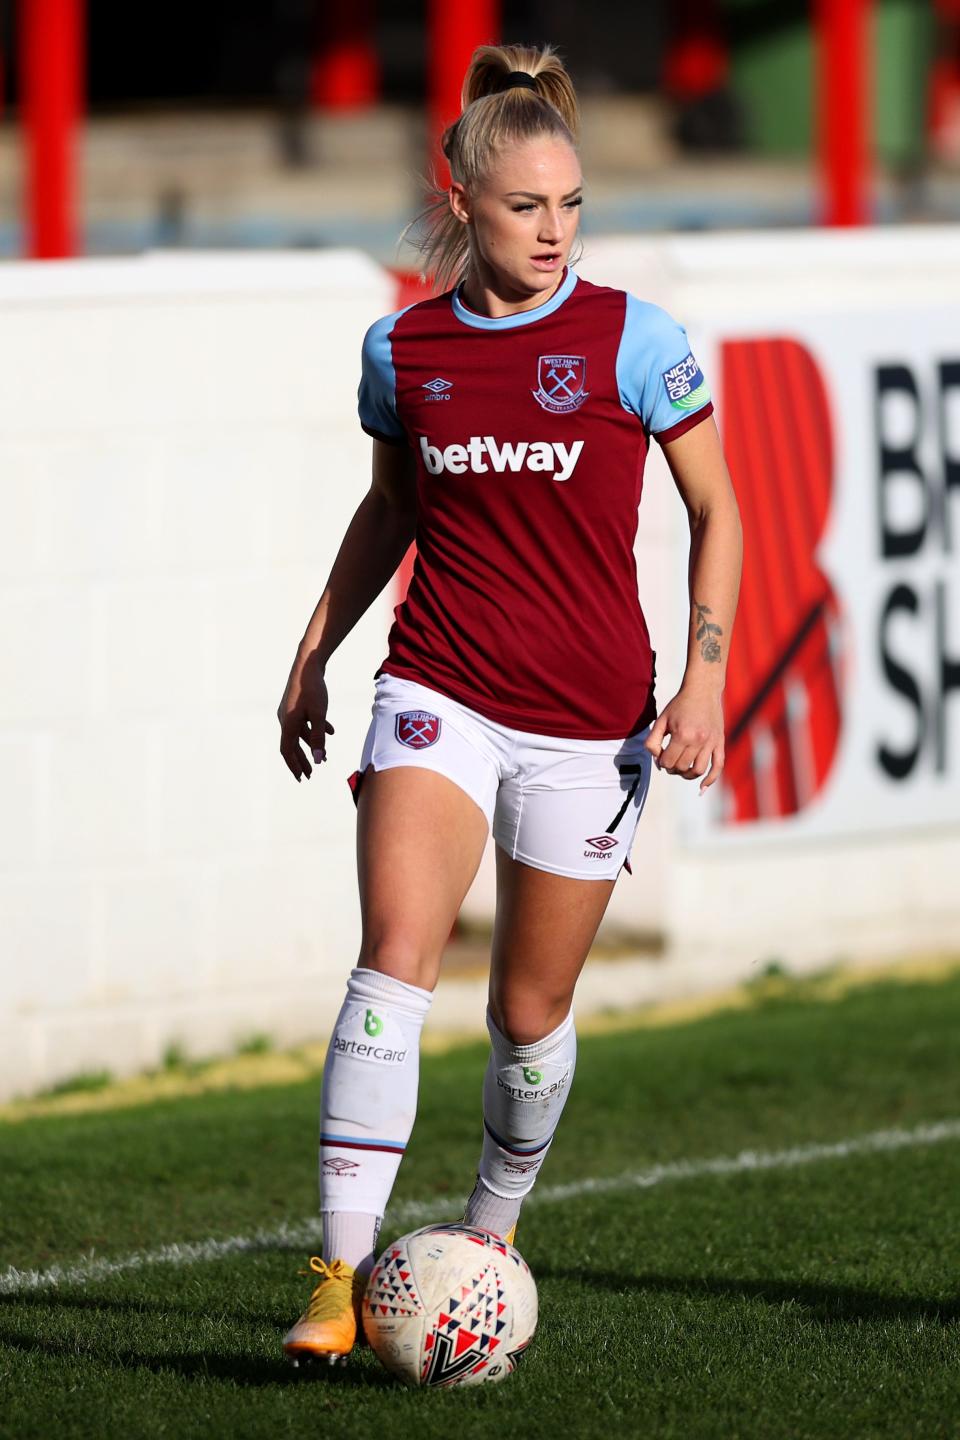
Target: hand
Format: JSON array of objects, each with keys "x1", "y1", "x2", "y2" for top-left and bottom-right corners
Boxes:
[
  {"x1": 643, "y1": 684, "x2": 725, "y2": 794},
  {"x1": 277, "y1": 650, "x2": 335, "y2": 783}
]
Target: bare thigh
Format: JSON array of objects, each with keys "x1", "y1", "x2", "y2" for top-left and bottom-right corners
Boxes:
[
  {"x1": 488, "y1": 845, "x2": 617, "y2": 1044},
  {"x1": 356, "y1": 765, "x2": 489, "y2": 992}
]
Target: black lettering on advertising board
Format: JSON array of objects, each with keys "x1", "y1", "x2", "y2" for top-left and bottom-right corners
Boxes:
[{"x1": 875, "y1": 361, "x2": 960, "y2": 780}]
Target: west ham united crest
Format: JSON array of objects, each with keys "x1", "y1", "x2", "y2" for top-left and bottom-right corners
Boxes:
[
  {"x1": 532, "y1": 354, "x2": 589, "y2": 414},
  {"x1": 395, "y1": 710, "x2": 442, "y2": 749}
]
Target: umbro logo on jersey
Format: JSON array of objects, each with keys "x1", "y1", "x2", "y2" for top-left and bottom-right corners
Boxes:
[
  {"x1": 422, "y1": 377, "x2": 453, "y2": 402},
  {"x1": 419, "y1": 434, "x2": 584, "y2": 483}
]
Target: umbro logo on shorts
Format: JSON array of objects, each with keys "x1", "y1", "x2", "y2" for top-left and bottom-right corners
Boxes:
[
  {"x1": 395, "y1": 710, "x2": 442, "y2": 749},
  {"x1": 584, "y1": 834, "x2": 618, "y2": 860}
]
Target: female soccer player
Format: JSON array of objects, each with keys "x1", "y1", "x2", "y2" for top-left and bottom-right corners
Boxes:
[{"x1": 277, "y1": 43, "x2": 742, "y2": 1365}]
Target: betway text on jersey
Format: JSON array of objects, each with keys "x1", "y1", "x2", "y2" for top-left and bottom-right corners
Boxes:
[{"x1": 419, "y1": 435, "x2": 584, "y2": 484}]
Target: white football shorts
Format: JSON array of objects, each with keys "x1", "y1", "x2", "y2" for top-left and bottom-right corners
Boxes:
[{"x1": 348, "y1": 673, "x2": 653, "y2": 882}]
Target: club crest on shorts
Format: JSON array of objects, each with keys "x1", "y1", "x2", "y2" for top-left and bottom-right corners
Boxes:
[
  {"x1": 395, "y1": 710, "x2": 442, "y2": 749},
  {"x1": 533, "y1": 354, "x2": 589, "y2": 413}
]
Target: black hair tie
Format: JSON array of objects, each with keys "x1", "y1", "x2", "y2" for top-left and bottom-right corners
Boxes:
[{"x1": 497, "y1": 71, "x2": 538, "y2": 93}]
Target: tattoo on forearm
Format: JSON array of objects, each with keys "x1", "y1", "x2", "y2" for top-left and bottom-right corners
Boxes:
[{"x1": 695, "y1": 601, "x2": 723, "y2": 663}]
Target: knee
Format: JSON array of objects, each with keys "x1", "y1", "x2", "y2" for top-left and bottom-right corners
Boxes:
[
  {"x1": 488, "y1": 987, "x2": 571, "y2": 1046},
  {"x1": 357, "y1": 935, "x2": 440, "y2": 993}
]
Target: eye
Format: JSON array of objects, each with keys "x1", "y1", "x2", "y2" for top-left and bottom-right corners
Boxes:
[
  {"x1": 511, "y1": 203, "x2": 537, "y2": 213},
  {"x1": 565, "y1": 196, "x2": 583, "y2": 210}
]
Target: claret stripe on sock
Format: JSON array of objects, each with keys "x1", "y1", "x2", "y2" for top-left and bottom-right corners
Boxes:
[{"x1": 320, "y1": 1133, "x2": 407, "y2": 1154}]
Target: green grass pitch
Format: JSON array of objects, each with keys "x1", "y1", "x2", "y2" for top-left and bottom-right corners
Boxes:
[{"x1": 1, "y1": 970, "x2": 959, "y2": 1439}]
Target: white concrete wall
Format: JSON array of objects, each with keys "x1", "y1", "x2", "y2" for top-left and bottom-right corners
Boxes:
[
  {"x1": 2, "y1": 235, "x2": 959, "y2": 1102},
  {"x1": 0, "y1": 251, "x2": 399, "y2": 1098}
]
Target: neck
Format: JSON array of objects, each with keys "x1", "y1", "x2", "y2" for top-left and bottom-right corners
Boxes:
[{"x1": 459, "y1": 260, "x2": 567, "y2": 319}]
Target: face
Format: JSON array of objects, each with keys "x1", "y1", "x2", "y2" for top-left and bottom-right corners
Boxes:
[{"x1": 450, "y1": 137, "x2": 583, "y2": 300}]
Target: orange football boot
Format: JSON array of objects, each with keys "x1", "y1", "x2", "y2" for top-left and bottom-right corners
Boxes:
[{"x1": 282, "y1": 1257, "x2": 366, "y2": 1367}]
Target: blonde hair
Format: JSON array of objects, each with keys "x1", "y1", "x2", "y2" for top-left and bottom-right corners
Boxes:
[{"x1": 408, "y1": 44, "x2": 581, "y2": 292}]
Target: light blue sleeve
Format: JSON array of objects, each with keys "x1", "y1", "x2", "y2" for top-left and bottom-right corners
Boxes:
[
  {"x1": 616, "y1": 295, "x2": 713, "y2": 438},
  {"x1": 357, "y1": 308, "x2": 411, "y2": 443}
]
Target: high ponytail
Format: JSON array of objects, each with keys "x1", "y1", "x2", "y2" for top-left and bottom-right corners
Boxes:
[
  {"x1": 460, "y1": 44, "x2": 579, "y2": 137},
  {"x1": 407, "y1": 44, "x2": 580, "y2": 292}
]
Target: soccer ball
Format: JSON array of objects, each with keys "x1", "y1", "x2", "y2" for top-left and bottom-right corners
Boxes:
[{"x1": 362, "y1": 1223, "x2": 538, "y2": 1388}]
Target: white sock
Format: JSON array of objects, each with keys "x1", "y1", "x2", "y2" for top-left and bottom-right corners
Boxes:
[
  {"x1": 319, "y1": 966, "x2": 432, "y2": 1266},
  {"x1": 463, "y1": 1176, "x2": 522, "y2": 1241},
  {"x1": 465, "y1": 1008, "x2": 577, "y2": 1235},
  {"x1": 321, "y1": 1211, "x2": 381, "y2": 1276}
]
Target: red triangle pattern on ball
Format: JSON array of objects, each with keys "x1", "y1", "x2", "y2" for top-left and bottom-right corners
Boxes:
[
  {"x1": 362, "y1": 1245, "x2": 422, "y2": 1321},
  {"x1": 421, "y1": 1260, "x2": 508, "y2": 1387}
]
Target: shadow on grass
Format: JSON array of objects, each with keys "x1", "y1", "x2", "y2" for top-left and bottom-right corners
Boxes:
[
  {"x1": 0, "y1": 1312, "x2": 393, "y2": 1392},
  {"x1": 537, "y1": 1266, "x2": 960, "y2": 1325},
  {"x1": 0, "y1": 1289, "x2": 289, "y2": 1329}
]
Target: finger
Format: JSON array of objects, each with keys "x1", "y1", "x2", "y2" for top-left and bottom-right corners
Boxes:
[
  {"x1": 683, "y1": 743, "x2": 714, "y2": 784},
  {"x1": 644, "y1": 713, "x2": 669, "y2": 756},
  {"x1": 299, "y1": 719, "x2": 328, "y2": 764},
  {"x1": 699, "y1": 748, "x2": 725, "y2": 793},
  {"x1": 659, "y1": 742, "x2": 698, "y2": 774},
  {"x1": 280, "y1": 735, "x2": 312, "y2": 782},
  {"x1": 291, "y1": 749, "x2": 312, "y2": 781},
  {"x1": 301, "y1": 717, "x2": 334, "y2": 754},
  {"x1": 670, "y1": 746, "x2": 711, "y2": 777}
]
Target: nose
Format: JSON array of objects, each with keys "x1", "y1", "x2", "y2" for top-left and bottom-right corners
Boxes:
[{"x1": 538, "y1": 208, "x2": 564, "y2": 244}]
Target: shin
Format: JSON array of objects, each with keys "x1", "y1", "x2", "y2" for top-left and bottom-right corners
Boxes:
[
  {"x1": 319, "y1": 966, "x2": 432, "y2": 1272},
  {"x1": 465, "y1": 1008, "x2": 577, "y2": 1238}
]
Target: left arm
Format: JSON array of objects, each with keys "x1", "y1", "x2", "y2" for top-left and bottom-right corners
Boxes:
[{"x1": 644, "y1": 415, "x2": 743, "y2": 793}]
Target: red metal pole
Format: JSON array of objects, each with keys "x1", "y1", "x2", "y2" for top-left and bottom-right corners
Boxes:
[
  {"x1": 427, "y1": 0, "x2": 499, "y2": 180},
  {"x1": 816, "y1": 0, "x2": 871, "y2": 226},
  {"x1": 663, "y1": 0, "x2": 729, "y2": 101},
  {"x1": 311, "y1": 1, "x2": 379, "y2": 111},
  {"x1": 19, "y1": 0, "x2": 84, "y2": 258}
]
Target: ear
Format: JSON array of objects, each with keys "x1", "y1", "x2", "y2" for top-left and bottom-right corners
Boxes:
[{"x1": 448, "y1": 181, "x2": 471, "y2": 226}]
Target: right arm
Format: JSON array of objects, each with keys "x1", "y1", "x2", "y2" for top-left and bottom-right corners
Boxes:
[{"x1": 277, "y1": 439, "x2": 417, "y2": 781}]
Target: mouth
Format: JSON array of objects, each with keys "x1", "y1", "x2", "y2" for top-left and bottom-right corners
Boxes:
[{"x1": 530, "y1": 252, "x2": 562, "y2": 270}]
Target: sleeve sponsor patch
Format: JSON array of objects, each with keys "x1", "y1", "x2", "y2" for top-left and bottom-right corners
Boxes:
[{"x1": 663, "y1": 353, "x2": 711, "y2": 412}]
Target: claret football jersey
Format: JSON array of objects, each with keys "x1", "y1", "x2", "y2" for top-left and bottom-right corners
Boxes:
[{"x1": 357, "y1": 267, "x2": 714, "y2": 740}]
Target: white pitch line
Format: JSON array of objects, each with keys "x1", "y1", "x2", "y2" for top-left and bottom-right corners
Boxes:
[{"x1": 2, "y1": 1117, "x2": 958, "y2": 1298}]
